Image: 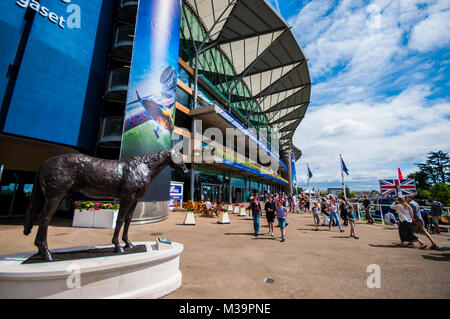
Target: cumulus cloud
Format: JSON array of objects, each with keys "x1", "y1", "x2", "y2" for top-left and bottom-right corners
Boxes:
[
  {"x1": 409, "y1": 10, "x2": 450, "y2": 52},
  {"x1": 287, "y1": 0, "x2": 450, "y2": 188},
  {"x1": 294, "y1": 85, "x2": 450, "y2": 183}
]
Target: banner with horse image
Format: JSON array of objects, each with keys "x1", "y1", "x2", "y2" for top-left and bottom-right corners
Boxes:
[{"x1": 120, "y1": 0, "x2": 182, "y2": 159}]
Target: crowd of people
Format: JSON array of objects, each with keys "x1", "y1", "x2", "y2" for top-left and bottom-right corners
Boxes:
[{"x1": 246, "y1": 192, "x2": 445, "y2": 248}]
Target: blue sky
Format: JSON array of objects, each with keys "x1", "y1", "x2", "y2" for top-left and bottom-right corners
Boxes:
[{"x1": 268, "y1": 0, "x2": 450, "y2": 190}]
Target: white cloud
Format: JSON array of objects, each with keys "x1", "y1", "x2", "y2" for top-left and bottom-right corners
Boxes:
[
  {"x1": 409, "y1": 10, "x2": 450, "y2": 52},
  {"x1": 293, "y1": 85, "x2": 450, "y2": 183},
  {"x1": 287, "y1": 0, "x2": 450, "y2": 187}
]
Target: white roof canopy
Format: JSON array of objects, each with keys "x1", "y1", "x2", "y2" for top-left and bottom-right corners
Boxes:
[{"x1": 184, "y1": 0, "x2": 311, "y2": 157}]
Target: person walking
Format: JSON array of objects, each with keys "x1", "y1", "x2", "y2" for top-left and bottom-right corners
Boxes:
[
  {"x1": 363, "y1": 195, "x2": 374, "y2": 224},
  {"x1": 347, "y1": 204, "x2": 359, "y2": 239},
  {"x1": 276, "y1": 200, "x2": 288, "y2": 242},
  {"x1": 390, "y1": 197, "x2": 427, "y2": 249},
  {"x1": 265, "y1": 196, "x2": 276, "y2": 236},
  {"x1": 312, "y1": 201, "x2": 321, "y2": 231},
  {"x1": 430, "y1": 200, "x2": 443, "y2": 234},
  {"x1": 321, "y1": 197, "x2": 330, "y2": 226},
  {"x1": 339, "y1": 196, "x2": 349, "y2": 226},
  {"x1": 406, "y1": 195, "x2": 438, "y2": 249},
  {"x1": 248, "y1": 193, "x2": 262, "y2": 236},
  {"x1": 328, "y1": 197, "x2": 345, "y2": 232}
]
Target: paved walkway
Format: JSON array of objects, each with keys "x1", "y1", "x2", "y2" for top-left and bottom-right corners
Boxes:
[{"x1": 0, "y1": 211, "x2": 448, "y2": 298}]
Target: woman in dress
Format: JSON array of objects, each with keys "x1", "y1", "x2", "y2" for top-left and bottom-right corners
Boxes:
[{"x1": 390, "y1": 197, "x2": 427, "y2": 249}]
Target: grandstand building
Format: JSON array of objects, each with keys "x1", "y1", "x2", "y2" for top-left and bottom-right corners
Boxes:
[{"x1": 0, "y1": 0, "x2": 310, "y2": 223}]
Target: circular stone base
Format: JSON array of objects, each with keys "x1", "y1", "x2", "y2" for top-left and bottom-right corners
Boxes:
[{"x1": 0, "y1": 241, "x2": 183, "y2": 299}]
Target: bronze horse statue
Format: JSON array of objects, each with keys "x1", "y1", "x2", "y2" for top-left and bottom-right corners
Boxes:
[{"x1": 23, "y1": 146, "x2": 188, "y2": 261}]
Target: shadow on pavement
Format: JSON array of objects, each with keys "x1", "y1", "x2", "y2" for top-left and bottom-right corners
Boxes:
[
  {"x1": 422, "y1": 253, "x2": 450, "y2": 262},
  {"x1": 369, "y1": 243, "x2": 416, "y2": 249},
  {"x1": 224, "y1": 232, "x2": 255, "y2": 236},
  {"x1": 0, "y1": 217, "x2": 72, "y2": 228},
  {"x1": 251, "y1": 237, "x2": 278, "y2": 241}
]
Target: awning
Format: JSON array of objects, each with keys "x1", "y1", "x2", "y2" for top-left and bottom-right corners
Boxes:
[{"x1": 183, "y1": 0, "x2": 311, "y2": 157}]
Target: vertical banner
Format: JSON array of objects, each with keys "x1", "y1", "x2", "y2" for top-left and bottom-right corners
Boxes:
[
  {"x1": 120, "y1": 0, "x2": 182, "y2": 159},
  {"x1": 291, "y1": 152, "x2": 297, "y2": 188}
]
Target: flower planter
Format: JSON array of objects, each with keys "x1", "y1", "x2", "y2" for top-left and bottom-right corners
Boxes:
[
  {"x1": 93, "y1": 209, "x2": 119, "y2": 229},
  {"x1": 238, "y1": 207, "x2": 247, "y2": 217},
  {"x1": 217, "y1": 212, "x2": 230, "y2": 224},
  {"x1": 73, "y1": 209, "x2": 119, "y2": 229},
  {"x1": 233, "y1": 206, "x2": 240, "y2": 214},
  {"x1": 72, "y1": 209, "x2": 95, "y2": 228}
]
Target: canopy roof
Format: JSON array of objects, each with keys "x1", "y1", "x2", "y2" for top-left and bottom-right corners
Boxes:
[{"x1": 183, "y1": 0, "x2": 311, "y2": 158}]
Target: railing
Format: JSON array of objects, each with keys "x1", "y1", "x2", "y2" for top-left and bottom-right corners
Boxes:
[
  {"x1": 305, "y1": 196, "x2": 449, "y2": 232},
  {"x1": 105, "y1": 69, "x2": 130, "y2": 103},
  {"x1": 347, "y1": 200, "x2": 450, "y2": 232}
]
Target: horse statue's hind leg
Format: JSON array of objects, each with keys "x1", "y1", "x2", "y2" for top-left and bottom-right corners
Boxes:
[
  {"x1": 112, "y1": 196, "x2": 137, "y2": 253},
  {"x1": 122, "y1": 201, "x2": 138, "y2": 249},
  {"x1": 34, "y1": 194, "x2": 65, "y2": 261}
]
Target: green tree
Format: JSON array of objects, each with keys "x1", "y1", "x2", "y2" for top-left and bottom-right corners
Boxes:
[
  {"x1": 415, "y1": 188, "x2": 431, "y2": 200},
  {"x1": 415, "y1": 151, "x2": 450, "y2": 185},
  {"x1": 429, "y1": 183, "x2": 450, "y2": 206},
  {"x1": 407, "y1": 171, "x2": 431, "y2": 190}
]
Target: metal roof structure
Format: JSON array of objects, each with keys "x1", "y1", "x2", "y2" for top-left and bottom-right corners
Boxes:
[{"x1": 182, "y1": 0, "x2": 311, "y2": 162}]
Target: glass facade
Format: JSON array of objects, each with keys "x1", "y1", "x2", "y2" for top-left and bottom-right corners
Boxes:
[{"x1": 179, "y1": 4, "x2": 271, "y2": 144}]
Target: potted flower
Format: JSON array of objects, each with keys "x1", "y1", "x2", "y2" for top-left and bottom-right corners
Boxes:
[
  {"x1": 72, "y1": 201, "x2": 120, "y2": 229},
  {"x1": 239, "y1": 204, "x2": 247, "y2": 216}
]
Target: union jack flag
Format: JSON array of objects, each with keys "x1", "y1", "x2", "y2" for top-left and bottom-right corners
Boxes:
[{"x1": 379, "y1": 179, "x2": 417, "y2": 197}]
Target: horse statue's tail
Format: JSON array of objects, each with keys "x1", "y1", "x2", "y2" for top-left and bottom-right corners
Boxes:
[{"x1": 23, "y1": 175, "x2": 44, "y2": 236}]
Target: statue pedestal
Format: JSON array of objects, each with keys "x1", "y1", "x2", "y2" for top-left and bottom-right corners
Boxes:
[{"x1": 0, "y1": 241, "x2": 183, "y2": 299}]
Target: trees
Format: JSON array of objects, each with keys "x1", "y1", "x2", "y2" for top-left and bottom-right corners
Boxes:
[
  {"x1": 415, "y1": 151, "x2": 450, "y2": 185},
  {"x1": 429, "y1": 183, "x2": 450, "y2": 206},
  {"x1": 408, "y1": 150, "x2": 450, "y2": 204}
]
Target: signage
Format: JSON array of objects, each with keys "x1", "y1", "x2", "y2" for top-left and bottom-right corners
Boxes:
[
  {"x1": 16, "y1": 0, "x2": 81, "y2": 30},
  {"x1": 169, "y1": 181, "x2": 184, "y2": 210}
]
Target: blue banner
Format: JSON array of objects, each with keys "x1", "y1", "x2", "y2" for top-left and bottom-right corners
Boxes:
[
  {"x1": 120, "y1": 0, "x2": 182, "y2": 159},
  {"x1": 291, "y1": 153, "x2": 297, "y2": 186}
]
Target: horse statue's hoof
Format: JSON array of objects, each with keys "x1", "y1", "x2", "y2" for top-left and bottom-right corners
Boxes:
[
  {"x1": 124, "y1": 241, "x2": 134, "y2": 249},
  {"x1": 114, "y1": 245, "x2": 124, "y2": 254},
  {"x1": 39, "y1": 250, "x2": 52, "y2": 261}
]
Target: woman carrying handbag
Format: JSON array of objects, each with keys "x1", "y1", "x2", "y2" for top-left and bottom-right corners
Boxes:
[{"x1": 390, "y1": 197, "x2": 427, "y2": 249}]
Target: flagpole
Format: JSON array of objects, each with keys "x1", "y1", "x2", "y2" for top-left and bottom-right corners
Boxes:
[{"x1": 339, "y1": 154, "x2": 347, "y2": 199}]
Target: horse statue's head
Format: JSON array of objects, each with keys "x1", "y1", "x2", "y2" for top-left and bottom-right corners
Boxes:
[{"x1": 170, "y1": 142, "x2": 189, "y2": 176}]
